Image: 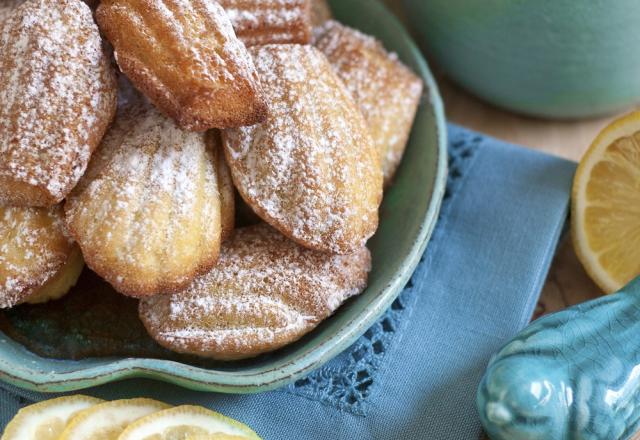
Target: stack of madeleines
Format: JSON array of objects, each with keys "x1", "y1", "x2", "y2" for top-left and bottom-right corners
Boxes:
[{"x1": 0, "y1": 0, "x2": 423, "y2": 361}]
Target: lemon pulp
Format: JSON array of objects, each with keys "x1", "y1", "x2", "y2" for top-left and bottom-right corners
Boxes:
[{"x1": 572, "y1": 111, "x2": 640, "y2": 293}]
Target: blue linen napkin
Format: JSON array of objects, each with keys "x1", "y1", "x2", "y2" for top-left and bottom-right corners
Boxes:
[{"x1": 0, "y1": 125, "x2": 576, "y2": 440}]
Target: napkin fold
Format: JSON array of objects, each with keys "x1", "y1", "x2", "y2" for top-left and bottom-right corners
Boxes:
[{"x1": 0, "y1": 125, "x2": 576, "y2": 440}]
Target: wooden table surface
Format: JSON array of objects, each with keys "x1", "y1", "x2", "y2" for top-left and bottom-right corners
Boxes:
[
  {"x1": 379, "y1": 3, "x2": 634, "y2": 439},
  {"x1": 383, "y1": 0, "x2": 636, "y2": 312}
]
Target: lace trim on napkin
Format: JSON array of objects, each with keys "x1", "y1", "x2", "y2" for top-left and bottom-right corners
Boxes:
[
  {"x1": 286, "y1": 128, "x2": 483, "y2": 415},
  {"x1": 0, "y1": 128, "x2": 483, "y2": 421}
]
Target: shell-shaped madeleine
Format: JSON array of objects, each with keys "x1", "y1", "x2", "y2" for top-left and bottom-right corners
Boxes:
[
  {"x1": 96, "y1": 0, "x2": 267, "y2": 131},
  {"x1": 222, "y1": 44, "x2": 383, "y2": 254},
  {"x1": 0, "y1": 0, "x2": 117, "y2": 207},
  {"x1": 208, "y1": 131, "x2": 235, "y2": 242},
  {"x1": 139, "y1": 224, "x2": 371, "y2": 360},
  {"x1": 65, "y1": 105, "x2": 224, "y2": 297},
  {"x1": 315, "y1": 20, "x2": 424, "y2": 185},
  {"x1": 219, "y1": 0, "x2": 312, "y2": 46},
  {"x1": 0, "y1": 205, "x2": 83, "y2": 308}
]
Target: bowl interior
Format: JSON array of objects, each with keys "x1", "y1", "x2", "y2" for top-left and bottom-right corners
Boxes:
[{"x1": 0, "y1": 0, "x2": 447, "y2": 393}]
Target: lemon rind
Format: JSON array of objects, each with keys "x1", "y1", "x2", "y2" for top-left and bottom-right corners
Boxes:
[
  {"x1": 117, "y1": 405, "x2": 261, "y2": 440},
  {"x1": 572, "y1": 110, "x2": 640, "y2": 293},
  {"x1": 58, "y1": 397, "x2": 170, "y2": 440},
  {"x1": 1, "y1": 395, "x2": 104, "y2": 440}
]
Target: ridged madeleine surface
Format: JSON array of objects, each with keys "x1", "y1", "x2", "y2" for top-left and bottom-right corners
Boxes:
[
  {"x1": 65, "y1": 105, "x2": 224, "y2": 297},
  {"x1": 220, "y1": 0, "x2": 312, "y2": 46},
  {"x1": 96, "y1": 0, "x2": 267, "y2": 131},
  {"x1": 139, "y1": 224, "x2": 371, "y2": 360},
  {"x1": 315, "y1": 20, "x2": 423, "y2": 185},
  {"x1": 223, "y1": 44, "x2": 382, "y2": 254},
  {"x1": 0, "y1": 205, "x2": 83, "y2": 308},
  {"x1": 0, "y1": 0, "x2": 117, "y2": 207}
]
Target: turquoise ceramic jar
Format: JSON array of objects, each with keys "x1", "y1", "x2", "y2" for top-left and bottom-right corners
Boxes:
[{"x1": 402, "y1": 0, "x2": 640, "y2": 118}]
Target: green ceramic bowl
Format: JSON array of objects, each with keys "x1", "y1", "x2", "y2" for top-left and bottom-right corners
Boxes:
[
  {"x1": 403, "y1": 0, "x2": 640, "y2": 119},
  {"x1": 0, "y1": 0, "x2": 447, "y2": 394}
]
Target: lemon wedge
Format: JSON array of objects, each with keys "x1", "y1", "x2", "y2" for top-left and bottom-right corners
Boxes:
[
  {"x1": 1, "y1": 395, "x2": 103, "y2": 440},
  {"x1": 117, "y1": 405, "x2": 261, "y2": 440},
  {"x1": 572, "y1": 110, "x2": 640, "y2": 293},
  {"x1": 59, "y1": 398, "x2": 170, "y2": 440}
]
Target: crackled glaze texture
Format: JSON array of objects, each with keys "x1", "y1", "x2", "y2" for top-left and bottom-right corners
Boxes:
[{"x1": 478, "y1": 276, "x2": 640, "y2": 440}]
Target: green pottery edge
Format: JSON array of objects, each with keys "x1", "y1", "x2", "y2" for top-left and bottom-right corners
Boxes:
[{"x1": 0, "y1": 0, "x2": 448, "y2": 394}]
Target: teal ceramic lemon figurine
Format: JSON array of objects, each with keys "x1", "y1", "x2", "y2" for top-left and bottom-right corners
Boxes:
[{"x1": 478, "y1": 276, "x2": 640, "y2": 440}]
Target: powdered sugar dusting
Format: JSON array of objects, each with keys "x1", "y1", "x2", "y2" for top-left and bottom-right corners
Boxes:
[
  {"x1": 97, "y1": 0, "x2": 265, "y2": 131},
  {"x1": 223, "y1": 44, "x2": 382, "y2": 254},
  {"x1": 0, "y1": 0, "x2": 23, "y2": 24},
  {"x1": 0, "y1": 0, "x2": 116, "y2": 205},
  {"x1": 0, "y1": 205, "x2": 74, "y2": 308},
  {"x1": 139, "y1": 224, "x2": 371, "y2": 359},
  {"x1": 65, "y1": 104, "x2": 222, "y2": 297},
  {"x1": 315, "y1": 20, "x2": 423, "y2": 184},
  {"x1": 220, "y1": 0, "x2": 312, "y2": 46}
]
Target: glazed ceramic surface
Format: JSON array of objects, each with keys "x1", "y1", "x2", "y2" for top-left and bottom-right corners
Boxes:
[
  {"x1": 478, "y1": 276, "x2": 640, "y2": 440},
  {"x1": 403, "y1": 0, "x2": 640, "y2": 118},
  {"x1": 0, "y1": 0, "x2": 447, "y2": 394}
]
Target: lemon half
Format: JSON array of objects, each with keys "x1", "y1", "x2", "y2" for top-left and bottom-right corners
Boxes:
[{"x1": 572, "y1": 110, "x2": 640, "y2": 293}]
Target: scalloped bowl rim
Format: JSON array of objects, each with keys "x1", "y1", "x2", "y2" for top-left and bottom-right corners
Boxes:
[{"x1": 0, "y1": 0, "x2": 448, "y2": 394}]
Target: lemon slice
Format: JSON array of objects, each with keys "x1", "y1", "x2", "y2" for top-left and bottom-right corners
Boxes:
[
  {"x1": 59, "y1": 398, "x2": 170, "y2": 440},
  {"x1": 117, "y1": 405, "x2": 261, "y2": 440},
  {"x1": 572, "y1": 110, "x2": 640, "y2": 293},
  {"x1": 1, "y1": 395, "x2": 103, "y2": 440}
]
